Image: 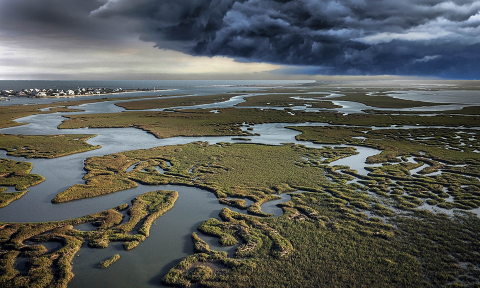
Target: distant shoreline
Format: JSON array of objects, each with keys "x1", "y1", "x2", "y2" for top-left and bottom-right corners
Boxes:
[
  {"x1": 0, "y1": 88, "x2": 175, "y2": 100},
  {"x1": 36, "y1": 89, "x2": 175, "y2": 98}
]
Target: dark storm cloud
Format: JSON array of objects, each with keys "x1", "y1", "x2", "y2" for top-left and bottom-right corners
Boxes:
[
  {"x1": 88, "y1": 0, "x2": 480, "y2": 78},
  {"x1": 0, "y1": 0, "x2": 133, "y2": 45},
  {"x1": 2, "y1": 0, "x2": 480, "y2": 78}
]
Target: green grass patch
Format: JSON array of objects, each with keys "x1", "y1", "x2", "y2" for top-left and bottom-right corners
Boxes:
[
  {"x1": 0, "y1": 134, "x2": 100, "y2": 158},
  {"x1": 0, "y1": 96, "x2": 158, "y2": 129},
  {"x1": 53, "y1": 143, "x2": 357, "y2": 211},
  {"x1": 116, "y1": 94, "x2": 240, "y2": 110},
  {"x1": 328, "y1": 92, "x2": 449, "y2": 108},
  {"x1": 236, "y1": 94, "x2": 340, "y2": 108},
  {"x1": 98, "y1": 254, "x2": 120, "y2": 269},
  {"x1": 0, "y1": 158, "x2": 44, "y2": 207},
  {"x1": 59, "y1": 108, "x2": 480, "y2": 142}
]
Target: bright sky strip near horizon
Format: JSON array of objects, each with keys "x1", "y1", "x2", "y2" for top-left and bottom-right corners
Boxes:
[{"x1": 0, "y1": 0, "x2": 479, "y2": 80}]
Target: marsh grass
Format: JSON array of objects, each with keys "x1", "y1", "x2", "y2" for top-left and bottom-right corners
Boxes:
[
  {"x1": 116, "y1": 94, "x2": 241, "y2": 110},
  {"x1": 58, "y1": 108, "x2": 336, "y2": 139},
  {"x1": 53, "y1": 143, "x2": 357, "y2": 216},
  {"x1": 292, "y1": 126, "x2": 480, "y2": 211},
  {"x1": 0, "y1": 158, "x2": 44, "y2": 208},
  {"x1": 0, "y1": 134, "x2": 100, "y2": 158},
  {"x1": 0, "y1": 96, "x2": 157, "y2": 129},
  {"x1": 162, "y1": 232, "x2": 228, "y2": 287},
  {"x1": 3, "y1": 88, "x2": 480, "y2": 287},
  {"x1": 166, "y1": 189, "x2": 480, "y2": 288},
  {"x1": 98, "y1": 254, "x2": 120, "y2": 269},
  {"x1": 0, "y1": 188, "x2": 28, "y2": 209},
  {"x1": 236, "y1": 94, "x2": 340, "y2": 108},
  {"x1": 0, "y1": 190, "x2": 177, "y2": 287},
  {"x1": 367, "y1": 105, "x2": 480, "y2": 115},
  {"x1": 59, "y1": 108, "x2": 480, "y2": 145},
  {"x1": 328, "y1": 92, "x2": 447, "y2": 108}
]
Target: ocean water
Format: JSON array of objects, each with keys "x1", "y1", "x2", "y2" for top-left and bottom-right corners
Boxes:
[{"x1": 0, "y1": 80, "x2": 313, "y2": 91}]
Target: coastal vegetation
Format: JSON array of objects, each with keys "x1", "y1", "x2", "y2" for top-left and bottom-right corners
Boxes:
[
  {"x1": 235, "y1": 93, "x2": 341, "y2": 108},
  {"x1": 115, "y1": 93, "x2": 241, "y2": 110},
  {"x1": 0, "y1": 95, "x2": 158, "y2": 129},
  {"x1": 0, "y1": 190, "x2": 177, "y2": 287},
  {"x1": 58, "y1": 108, "x2": 480, "y2": 140},
  {"x1": 58, "y1": 108, "x2": 323, "y2": 138},
  {"x1": 365, "y1": 105, "x2": 480, "y2": 115},
  {"x1": 0, "y1": 188, "x2": 28, "y2": 209},
  {"x1": 165, "y1": 192, "x2": 480, "y2": 288},
  {"x1": 0, "y1": 158, "x2": 45, "y2": 208},
  {"x1": 327, "y1": 92, "x2": 448, "y2": 108},
  {"x1": 98, "y1": 254, "x2": 120, "y2": 269},
  {"x1": 289, "y1": 126, "x2": 480, "y2": 211},
  {"x1": 52, "y1": 142, "x2": 357, "y2": 208},
  {"x1": 290, "y1": 126, "x2": 480, "y2": 164},
  {"x1": 47, "y1": 133, "x2": 480, "y2": 287},
  {"x1": 0, "y1": 104, "x2": 83, "y2": 129},
  {"x1": 0, "y1": 134, "x2": 100, "y2": 158}
]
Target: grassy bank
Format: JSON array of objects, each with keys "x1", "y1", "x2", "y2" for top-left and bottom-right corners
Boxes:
[
  {"x1": 0, "y1": 134, "x2": 100, "y2": 158},
  {"x1": 0, "y1": 158, "x2": 45, "y2": 208},
  {"x1": 52, "y1": 142, "x2": 357, "y2": 211},
  {"x1": 0, "y1": 95, "x2": 158, "y2": 129},
  {"x1": 58, "y1": 108, "x2": 480, "y2": 141},
  {"x1": 116, "y1": 93, "x2": 241, "y2": 110},
  {"x1": 235, "y1": 94, "x2": 341, "y2": 108}
]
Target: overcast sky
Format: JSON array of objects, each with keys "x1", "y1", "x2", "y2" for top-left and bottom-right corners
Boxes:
[{"x1": 1, "y1": 0, "x2": 479, "y2": 80}]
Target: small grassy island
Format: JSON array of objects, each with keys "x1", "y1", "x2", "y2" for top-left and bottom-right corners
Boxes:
[
  {"x1": 115, "y1": 93, "x2": 240, "y2": 110},
  {"x1": 0, "y1": 134, "x2": 100, "y2": 158},
  {"x1": 1, "y1": 81, "x2": 480, "y2": 288},
  {"x1": 98, "y1": 254, "x2": 120, "y2": 269},
  {"x1": 0, "y1": 159, "x2": 45, "y2": 208}
]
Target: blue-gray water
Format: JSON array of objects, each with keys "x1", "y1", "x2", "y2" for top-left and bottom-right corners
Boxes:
[{"x1": 0, "y1": 80, "x2": 313, "y2": 91}]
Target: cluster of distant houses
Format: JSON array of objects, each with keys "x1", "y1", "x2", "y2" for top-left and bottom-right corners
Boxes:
[{"x1": 1, "y1": 87, "x2": 125, "y2": 99}]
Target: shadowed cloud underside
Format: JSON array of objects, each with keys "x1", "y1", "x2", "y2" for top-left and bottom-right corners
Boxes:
[{"x1": 1, "y1": 0, "x2": 479, "y2": 79}]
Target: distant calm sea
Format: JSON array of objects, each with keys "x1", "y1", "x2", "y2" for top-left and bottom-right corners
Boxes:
[{"x1": 0, "y1": 80, "x2": 314, "y2": 91}]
